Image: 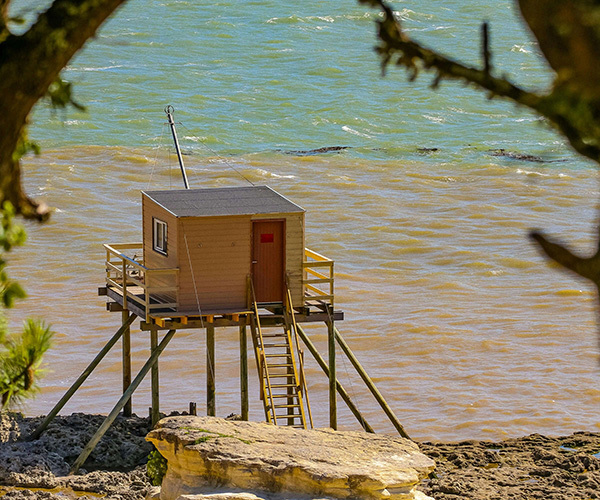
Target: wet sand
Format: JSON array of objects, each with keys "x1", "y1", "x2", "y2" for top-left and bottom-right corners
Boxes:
[{"x1": 1, "y1": 413, "x2": 599, "y2": 499}]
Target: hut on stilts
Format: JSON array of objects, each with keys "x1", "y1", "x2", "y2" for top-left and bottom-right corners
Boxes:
[{"x1": 30, "y1": 109, "x2": 410, "y2": 473}]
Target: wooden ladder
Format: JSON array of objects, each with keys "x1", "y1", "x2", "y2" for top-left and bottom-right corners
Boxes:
[{"x1": 248, "y1": 281, "x2": 311, "y2": 428}]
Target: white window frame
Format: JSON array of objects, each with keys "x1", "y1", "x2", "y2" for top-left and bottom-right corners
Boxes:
[{"x1": 153, "y1": 218, "x2": 168, "y2": 255}]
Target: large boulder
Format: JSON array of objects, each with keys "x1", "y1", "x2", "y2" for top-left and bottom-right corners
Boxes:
[{"x1": 146, "y1": 416, "x2": 435, "y2": 500}]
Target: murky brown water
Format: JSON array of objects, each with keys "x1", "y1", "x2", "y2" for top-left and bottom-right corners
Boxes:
[{"x1": 10, "y1": 146, "x2": 600, "y2": 442}]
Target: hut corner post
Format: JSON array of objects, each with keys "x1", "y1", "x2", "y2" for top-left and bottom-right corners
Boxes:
[
  {"x1": 207, "y1": 323, "x2": 216, "y2": 416},
  {"x1": 151, "y1": 327, "x2": 160, "y2": 426},
  {"x1": 240, "y1": 323, "x2": 249, "y2": 420},
  {"x1": 327, "y1": 306, "x2": 337, "y2": 430},
  {"x1": 122, "y1": 308, "x2": 132, "y2": 417}
]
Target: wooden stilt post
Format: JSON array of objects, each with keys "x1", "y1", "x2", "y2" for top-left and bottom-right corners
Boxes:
[
  {"x1": 151, "y1": 328, "x2": 160, "y2": 427},
  {"x1": 29, "y1": 314, "x2": 137, "y2": 441},
  {"x1": 295, "y1": 324, "x2": 374, "y2": 433},
  {"x1": 334, "y1": 327, "x2": 411, "y2": 439},
  {"x1": 122, "y1": 309, "x2": 132, "y2": 417},
  {"x1": 239, "y1": 323, "x2": 249, "y2": 421},
  {"x1": 327, "y1": 311, "x2": 337, "y2": 430},
  {"x1": 70, "y1": 329, "x2": 176, "y2": 474},
  {"x1": 207, "y1": 323, "x2": 216, "y2": 416}
]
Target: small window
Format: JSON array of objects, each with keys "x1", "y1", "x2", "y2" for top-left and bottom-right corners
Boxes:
[{"x1": 153, "y1": 218, "x2": 168, "y2": 255}]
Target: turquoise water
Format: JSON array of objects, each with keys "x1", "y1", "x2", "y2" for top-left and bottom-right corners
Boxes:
[
  {"x1": 27, "y1": 0, "x2": 567, "y2": 162},
  {"x1": 8, "y1": 0, "x2": 600, "y2": 441}
]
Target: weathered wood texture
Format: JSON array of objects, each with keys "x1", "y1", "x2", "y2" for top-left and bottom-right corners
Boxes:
[
  {"x1": 253, "y1": 212, "x2": 304, "y2": 306},
  {"x1": 143, "y1": 196, "x2": 179, "y2": 271},
  {"x1": 252, "y1": 219, "x2": 285, "y2": 302},
  {"x1": 178, "y1": 215, "x2": 251, "y2": 311},
  {"x1": 141, "y1": 194, "x2": 305, "y2": 312},
  {"x1": 0, "y1": 0, "x2": 128, "y2": 220}
]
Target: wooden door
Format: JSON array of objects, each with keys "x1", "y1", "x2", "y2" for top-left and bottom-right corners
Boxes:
[{"x1": 252, "y1": 220, "x2": 285, "y2": 303}]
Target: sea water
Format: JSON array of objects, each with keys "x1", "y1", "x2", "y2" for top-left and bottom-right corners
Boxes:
[{"x1": 6, "y1": 0, "x2": 600, "y2": 441}]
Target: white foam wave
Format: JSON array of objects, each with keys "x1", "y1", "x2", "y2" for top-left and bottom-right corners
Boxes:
[
  {"x1": 341, "y1": 125, "x2": 373, "y2": 138},
  {"x1": 255, "y1": 168, "x2": 296, "y2": 179},
  {"x1": 79, "y1": 65, "x2": 125, "y2": 72}
]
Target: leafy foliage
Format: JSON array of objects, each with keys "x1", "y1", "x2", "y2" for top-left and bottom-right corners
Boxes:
[
  {"x1": 0, "y1": 0, "x2": 124, "y2": 408},
  {"x1": 0, "y1": 203, "x2": 27, "y2": 308},
  {"x1": 147, "y1": 449, "x2": 168, "y2": 486},
  {"x1": 0, "y1": 319, "x2": 53, "y2": 409},
  {"x1": 46, "y1": 78, "x2": 86, "y2": 112},
  {"x1": 0, "y1": 203, "x2": 53, "y2": 410}
]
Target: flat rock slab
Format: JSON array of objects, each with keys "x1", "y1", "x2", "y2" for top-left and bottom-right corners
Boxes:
[{"x1": 146, "y1": 416, "x2": 435, "y2": 500}]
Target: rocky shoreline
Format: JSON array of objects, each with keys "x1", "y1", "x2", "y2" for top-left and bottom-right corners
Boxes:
[
  {"x1": 420, "y1": 432, "x2": 600, "y2": 500},
  {"x1": 1, "y1": 413, "x2": 599, "y2": 499},
  {"x1": 0, "y1": 412, "x2": 154, "y2": 500}
]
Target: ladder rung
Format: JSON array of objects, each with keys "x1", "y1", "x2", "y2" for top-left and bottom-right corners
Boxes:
[{"x1": 252, "y1": 293, "x2": 311, "y2": 431}]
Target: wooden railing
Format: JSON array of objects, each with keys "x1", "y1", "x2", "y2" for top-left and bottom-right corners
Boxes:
[
  {"x1": 105, "y1": 243, "x2": 331, "y2": 318},
  {"x1": 104, "y1": 243, "x2": 178, "y2": 321},
  {"x1": 303, "y1": 248, "x2": 334, "y2": 310}
]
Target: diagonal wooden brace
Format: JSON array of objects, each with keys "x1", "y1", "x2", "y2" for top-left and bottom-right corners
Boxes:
[{"x1": 69, "y1": 329, "x2": 176, "y2": 474}]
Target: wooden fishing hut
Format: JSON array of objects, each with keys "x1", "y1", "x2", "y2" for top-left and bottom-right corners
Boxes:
[
  {"x1": 29, "y1": 109, "x2": 409, "y2": 473},
  {"x1": 98, "y1": 183, "x2": 344, "y2": 421},
  {"x1": 30, "y1": 183, "x2": 410, "y2": 473},
  {"x1": 138, "y1": 185, "x2": 307, "y2": 316}
]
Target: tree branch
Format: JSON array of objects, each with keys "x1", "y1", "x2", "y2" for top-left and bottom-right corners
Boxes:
[
  {"x1": 0, "y1": 0, "x2": 8, "y2": 40},
  {"x1": 362, "y1": 0, "x2": 541, "y2": 103},
  {"x1": 529, "y1": 231, "x2": 600, "y2": 284},
  {"x1": 482, "y1": 22, "x2": 491, "y2": 78},
  {"x1": 519, "y1": 0, "x2": 600, "y2": 98},
  {"x1": 0, "y1": 0, "x2": 128, "y2": 220},
  {"x1": 358, "y1": 0, "x2": 600, "y2": 164},
  {"x1": 0, "y1": 0, "x2": 127, "y2": 131},
  {"x1": 529, "y1": 197, "x2": 600, "y2": 289}
]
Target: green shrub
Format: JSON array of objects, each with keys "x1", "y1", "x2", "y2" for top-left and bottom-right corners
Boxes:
[
  {"x1": 0, "y1": 203, "x2": 53, "y2": 411},
  {"x1": 147, "y1": 449, "x2": 168, "y2": 486}
]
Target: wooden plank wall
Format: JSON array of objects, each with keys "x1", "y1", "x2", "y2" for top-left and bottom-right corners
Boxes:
[
  {"x1": 142, "y1": 196, "x2": 179, "y2": 298},
  {"x1": 177, "y1": 215, "x2": 252, "y2": 311},
  {"x1": 141, "y1": 199, "x2": 305, "y2": 312}
]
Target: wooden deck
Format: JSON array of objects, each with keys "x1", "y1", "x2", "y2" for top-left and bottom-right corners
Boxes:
[
  {"x1": 100, "y1": 284, "x2": 343, "y2": 330},
  {"x1": 102, "y1": 243, "x2": 342, "y2": 330}
]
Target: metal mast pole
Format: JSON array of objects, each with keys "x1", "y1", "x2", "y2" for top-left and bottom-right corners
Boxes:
[{"x1": 165, "y1": 105, "x2": 190, "y2": 189}]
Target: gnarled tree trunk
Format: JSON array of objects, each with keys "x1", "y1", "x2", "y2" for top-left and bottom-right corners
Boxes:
[{"x1": 0, "y1": 0, "x2": 128, "y2": 220}]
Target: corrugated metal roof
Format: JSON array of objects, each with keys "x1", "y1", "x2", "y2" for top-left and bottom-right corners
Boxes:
[{"x1": 142, "y1": 186, "x2": 305, "y2": 217}]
